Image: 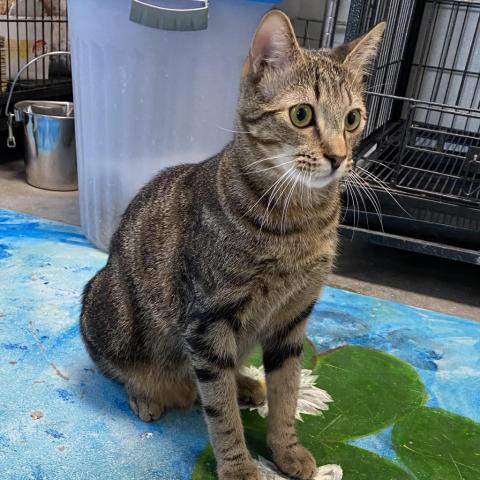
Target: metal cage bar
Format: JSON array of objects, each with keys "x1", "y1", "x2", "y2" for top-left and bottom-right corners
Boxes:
[
  {"x1": 340, "y1": 0, "x2": 480, "y2": 207},
  {"x1": 0, "y1": 0, "x2": 71, "y2": 112}
]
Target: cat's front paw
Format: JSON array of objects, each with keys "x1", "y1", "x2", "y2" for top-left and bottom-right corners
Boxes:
[
  {"x1": 271, "y1": 443, "x2": 317, "y2": 480},
  {"x1": 219, "y1": 461, "x2": 261, "y2": 480}
]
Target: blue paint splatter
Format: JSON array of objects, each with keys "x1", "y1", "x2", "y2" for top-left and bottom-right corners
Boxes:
[
  {"x1": 0, "y1": 243, "x2": 11, "y2": 260},
  {"x1": 56, "y1": 388, "x2": 74, "y2": 402},
  {"x1": 113, "y1": 398, "x2": 131, "y2": 414},
  {"x1": 32, "y1": 464, "x2": 47, "y2": 480},
  {"x1": 70, "y1": 266, "x2": 94, "y2": 273},
  {"x1": 309, "y1": 312, "x2": 445, "y2": 373},
  {"x1": 46, "y1": 324, "x2": 80, "y2": 353},
  {"x1": 1, "y1": 342, "x2": 28, "y2": 351},
  {"x1": 315, "y1": 308, "x2": 361, "y2": 325},
  {"x1": 416, "y1": 350, "x2": 443, "y2": 371},
  {"x1": 0, "y1": 218, "x2": 89, "y2": 247},
  {"x1": 0, "y1": 433, "x2": 9, "y2": 448},
  {"x1": 45, "y1": 428, "x2": 65, "y2": 439}
]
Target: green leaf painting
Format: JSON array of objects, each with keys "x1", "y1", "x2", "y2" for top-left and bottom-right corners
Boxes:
[
  {"x1": 192, "y1": 447, "x2": 217, "y2": 480},
  {"x1": 393, "y1": 407, "x2": 480, "y2": 480},
  {"x1": 301, "y1": 442, "x2": 414, "y2": 480},
  {"x1": 192, "y1": 433, "x2": 415, "y2": 480},
  {"x1": 193, "y1": 343, "x2": 480, "y2": 479},
  {"x1": 299, "y1": 346, "x2": 427, "y2": 442}
]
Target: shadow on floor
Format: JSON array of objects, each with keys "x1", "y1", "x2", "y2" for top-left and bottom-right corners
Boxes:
[{"x1": 335, "y1": 238, "x2": 480, "y2": 311}]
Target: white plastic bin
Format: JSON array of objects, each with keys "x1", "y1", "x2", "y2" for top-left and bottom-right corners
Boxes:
[{"x1": 68, "y1": 0, "x2": 280, "y2": 251}]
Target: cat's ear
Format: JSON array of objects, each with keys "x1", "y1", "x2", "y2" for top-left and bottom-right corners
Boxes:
[
  {"x1": 333, "y1": 22, "x2": 386, "y2": 73},
  {"x1": 247, "y1": 9, "x2": 301, "y2": 77}
]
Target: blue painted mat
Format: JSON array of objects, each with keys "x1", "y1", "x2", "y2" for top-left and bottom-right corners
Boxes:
[{"x1": 0, "y1": 208, "x2": 478, "y2": 480}]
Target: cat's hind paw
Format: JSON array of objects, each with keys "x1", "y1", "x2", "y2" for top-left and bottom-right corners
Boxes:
[
  {"x1": 127, "y1": 391, "x2": 163, "y2": 422},
  {"x1": 237, "y1": 372, "x2": 266, "y2": 406}
]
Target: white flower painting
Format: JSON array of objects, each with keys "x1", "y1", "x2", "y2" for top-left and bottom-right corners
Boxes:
[
  {"x1": 240, "y1": 365, "x2": 333, "y2": 420},
  {"x1": 255, "y1": 457, "x2": 343, "y2": 480}
]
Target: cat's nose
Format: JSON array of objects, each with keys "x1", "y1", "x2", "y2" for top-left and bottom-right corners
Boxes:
[{"x1": 324, "y1": 153, "x2": 346, "y2": 170}]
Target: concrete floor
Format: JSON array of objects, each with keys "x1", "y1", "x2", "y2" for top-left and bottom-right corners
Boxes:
[
  {"x1": 1, "y1": 159, "x2": 479, "y2": 321},
  {"x1": 0, "y1": 159, "x2": 80, "y2": 226},
  {"x1": 331, "y1": 241, "x2": 479, "y2": 321}
]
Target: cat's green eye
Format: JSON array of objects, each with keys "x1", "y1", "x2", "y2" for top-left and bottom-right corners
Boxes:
[
  {"x1": 345, "y1": 109, "x2": 361, "y2": 131},
  {"x1": 290, "y1": 104, "x2": 314, "y2": 128}
]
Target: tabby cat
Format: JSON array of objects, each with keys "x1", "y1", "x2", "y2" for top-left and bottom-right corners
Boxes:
[{"x1": 80, "y1": 10, "x2": 385, "y2": 480}]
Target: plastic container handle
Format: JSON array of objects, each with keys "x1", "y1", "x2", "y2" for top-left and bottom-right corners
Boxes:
[
  {"x1": 130, "y1": 0, "x2": 209, "y2": 31},
  {"x1": 4, "y1": 51, "x2": 70, "y2": 148}
]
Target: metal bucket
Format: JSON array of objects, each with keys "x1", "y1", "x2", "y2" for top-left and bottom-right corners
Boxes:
[
  {"x1": 5, "y1": 51, "x2": 77, "y2": 191},
  {"x1": 14, "y1": 100, "x2": 77, "y2": 191}
]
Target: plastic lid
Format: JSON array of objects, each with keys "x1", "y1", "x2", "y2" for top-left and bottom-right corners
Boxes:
[{"x1": 130, "y1": 0, "x2": 283, "y2": 31}]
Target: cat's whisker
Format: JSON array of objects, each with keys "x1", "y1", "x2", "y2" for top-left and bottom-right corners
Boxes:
[
  {"x1": 269, "y1": 169, "x2": 297, "y2": 214},
  {"x1": 356, "y1": 165, "x2": 394, "y2": 187},
  {"x1": 356, "y1": 164, "x2": 384, "y2": 180},
  {"x1": 283, "y1": 173, "x2": 298, "y2": 231},
  {"x1": 351, "y1": 171, "x2": 374, "y2": 201},
  {"x1": 299, "y1": 166, "x2": 307, "y2": 213},
  {"x1": 359, "y1": 158, "x2": 394, "y2": 170},
  {"x1": 303, "y1": 170, "x2": 310, "y2": 208},
  {"x1": 308, "y1": 171, "x2": 313, "y2": 207},
  {"x1": 259, "y1": 168, "x2": 296, "y2": 231},
  {"x1": 277, "y1": 175, "x2": 293, "y2": 234},
  {"x1": 357, "y1": 181, "x2": 385, "y2": 233},
  {"x1": 215, "y1": 125, "x2": 253, "y2": 135},
  {"x1": 356, "y1": 166, "x2": 412, "y2": 218},
  {"x1": 347, "y1": 176, "x2": 360, "y2": 231},
  {"x1": 281, "y1": 172, "x2": 299, "y2": 233},
  {"x1": 362, "y1": 184, "x2": 385, "y2": 233},
  {"x1": 349, "y1": 171, "x2": 384, "y2": 233},
  {"x1": 351, "y1": 182, "x2": 360, "y2": 232},
  {"x1": 345, "y1": 178, "x2": 361, "y2": 238},
  {"x1": 348, "y1": 174, "x2": 370, "y2": 230},
  {"x1": 351, "y1": 171, "x2": 384, "y2": 226},
  {"x1": 244, "y1": 167, "x2": 294, "y2": 221},
  {"x1": 245, "y1": 154, "x2": 292, "y2": 171},
  {"x1": 342, "y1": 178, "x2": 355, "y2": 237},
  {"x1": 285, "y1": 172, "x2": 300, "y2": 232},
  {"x1": 340, "y1": 180, "x2": 351, "y2": 224},
  {"x1": 355, "y1": 167, "x2": 407, "y2": 223},
  {"x1": 245, "y1": 159, "x2": 297, "y2": 175},
  {"x1": 262, "y1": 170, "x2": 293, "y2": 232},
  {"x1": 260, "y1": 179, "x2": 282, "y2": 231},
  {"x1": 302, "y1": 170, "x2": 309, "y2": 206}
]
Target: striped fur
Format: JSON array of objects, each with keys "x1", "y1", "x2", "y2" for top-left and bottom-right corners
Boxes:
[{"x1": 80, "y1": 10, "x2": 384, "y2": 480}]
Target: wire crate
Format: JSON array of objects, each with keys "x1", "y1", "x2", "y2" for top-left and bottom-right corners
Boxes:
[
  {"x1": 0, "y1": 0, "x2": 71, "y2": 121},
  {"x1": 293, "y1": 0, "x2": 349, "y2": 49},
  {"x1": 354, "y1": 0, "x2": 480, "y2": 200},
  {"x1": 317, "y1": 0, "x2": 480, "y2": 262},
  {"x1": 358, "y1": 98, "x2": 480, "y2": 205}
]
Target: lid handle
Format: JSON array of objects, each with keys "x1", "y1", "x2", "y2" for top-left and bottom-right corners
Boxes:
[{"x1": 130, "y1": 0, "x2": 209, "y2": 31}]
